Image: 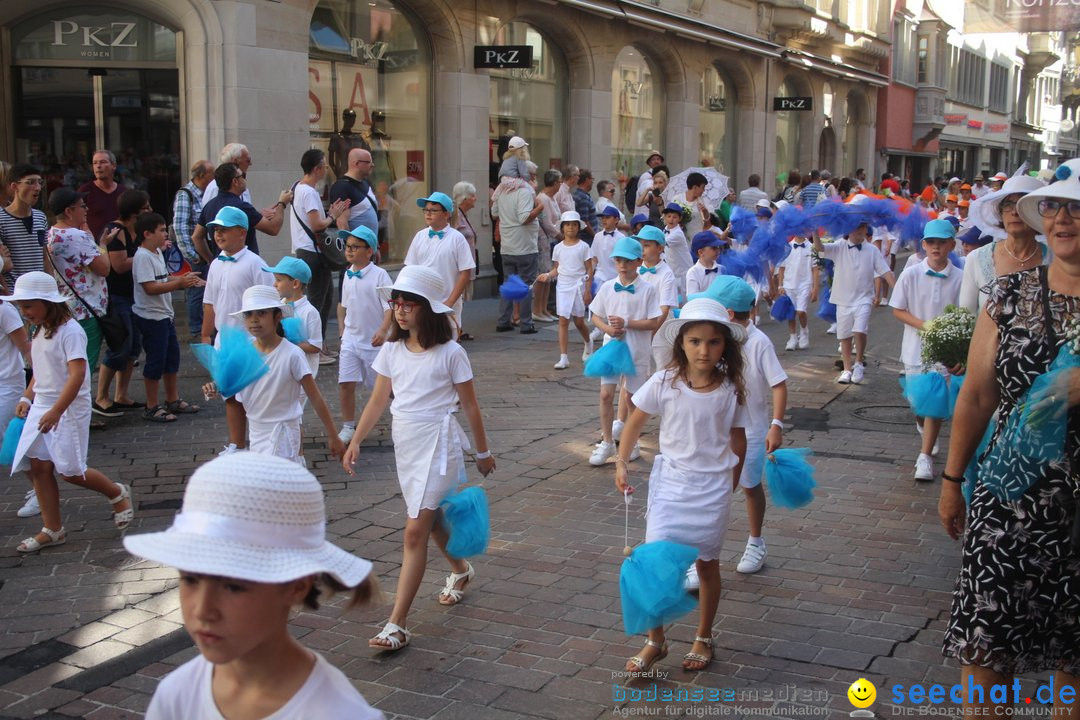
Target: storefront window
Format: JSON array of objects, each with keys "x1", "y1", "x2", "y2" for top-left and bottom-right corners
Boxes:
[
  {"x1": 612, "y1": 46, "x2": 663, "y2": 184},
  {"x1": 479, "y1": 19, "x2": 566, "y2": 186},
  {"x1": 699, "y1": 65, "x2": 735, "y2": 179},
  {"x1": 775, "y1": 79, "x2": 801, "y2": 182},
  {"x1": 309, "y1": 0, "x2": 430, "y2": 262}
]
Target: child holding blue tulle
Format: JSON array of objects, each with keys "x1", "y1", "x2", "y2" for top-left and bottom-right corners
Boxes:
[
  {"x1": 264, "y1": 257, "x2": 323, "y2": 380},
  {"x1": 889, "y1": 219, "x2": 962, "y2": 482}
]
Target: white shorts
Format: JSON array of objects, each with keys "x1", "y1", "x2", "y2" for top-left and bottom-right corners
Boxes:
[
  {"x1": 784, "y1": 285, "x2": 812, "y2": 313},
  {"x1": 555, "y1": 282, "x2": 586, "y2": 319},
  {"x1": 739, "y1": 438, "x2": 766, "y2": 489},
  {"x1": 338, "y1": 339, "x2": 380, "y2": 388},
  {"x1": 835, "y1": 303, "x2": 872, "y2": 340}
]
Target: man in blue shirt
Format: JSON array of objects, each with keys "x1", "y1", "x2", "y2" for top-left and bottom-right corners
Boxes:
[
  {"x1": 172, "y1": 159, "x2": 214, "y2": 337},
  {"x1": 192, "y1": 163, "x2": 285, "y2": 257},
  {"x1": 573, "y1": 169, "x2": 598, "y2": 244}
]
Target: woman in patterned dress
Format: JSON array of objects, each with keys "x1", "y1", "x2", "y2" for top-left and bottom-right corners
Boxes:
[{"x1": 940, "y1": 159, "x2": 1080, "y2": 715}]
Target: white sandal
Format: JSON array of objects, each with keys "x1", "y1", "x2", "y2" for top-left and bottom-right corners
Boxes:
[
  {"x1": 369, "y1": 622, "x2": 411, "y2": 651},
  {"x1": 627, "y1": 639, "x2": 668, "y2": 672},
  {"x1": 110, "y1": 483, "x2": 134, "y2": 530},
  {"x1": 438, "y1": 561, "x2": 475, "y2": 606},
  {"x1": 682, "y1": 635, "x2": 714, "y2": 671},
  {"x1": 17, "y1": 526, "x2": 67, "y2": 553}
]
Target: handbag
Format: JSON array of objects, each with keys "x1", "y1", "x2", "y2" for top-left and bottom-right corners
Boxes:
[
  {"x1": 290, "y1": 185, "x2": 348, "y2": 271},
  {"x1": 46, "y1": 245, "x2": 129, "y2": 351}
]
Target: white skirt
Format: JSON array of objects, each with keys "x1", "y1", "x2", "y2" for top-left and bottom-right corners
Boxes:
[
  {"x1": 391, "y1": 410, "x2": 469, "y2": 518},
  {"x1": 645, "y1": 454, "x2": 733, "y2": 561},
  {"x1": 11, "y1": 395, "x2": 91, "y2": 478},
  {"x1": 555, "y1": 281, "x2": 586, "y2": 319},
  {"x1": 248, "y1": 418, "x2": 302, "y2": 464}
]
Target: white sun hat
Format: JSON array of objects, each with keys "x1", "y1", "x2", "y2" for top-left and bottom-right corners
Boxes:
[
  {"x1": 124, "y1": 452, "x2": 373, "y2": 586},
  {"x1": 377, "y1": 264, "x2": 453, "y2": 314},
  {"x1": 6, "y1": 271, "x2": 67, "y2": 304},
  {"x1": 1017, "y1": 159, "x2": 1080, "y2": 232},
  {"x1": 651, "y1": 297, "x2": 747, "y2": 367},
  {"x1": 559, "y1": 210, "x2": 586, "y2": 229},
  {"x1": 229, "y1": 284, "x2": 292, "y2": 318},
  {"x1": 968, "y1": 175, "x2": 1047, "y2": 239}
]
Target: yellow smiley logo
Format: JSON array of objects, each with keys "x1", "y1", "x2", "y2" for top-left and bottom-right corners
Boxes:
[{"x1": 847, "y1": 678, "x2": 877, "y2": 709}]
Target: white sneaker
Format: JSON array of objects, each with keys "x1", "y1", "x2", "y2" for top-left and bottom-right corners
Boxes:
[
  {"x1": 797, "y1": 330, "x2": 809, "y2": 349},
  {"x1": 318, "y1": 351, "x2": 337, "y2": 366},
  {"x1": 219, "y1": 443, "x2": 239, "y2": 456},
  {"x1": 851, "y1": 362, "x2": 865, "y2": 384},
  {"x1": 826, "y1": 323, "x2": 837, "y2": 335},
  {"x1": 916, "y1": 421, "x2": 924, "y2": 437},
  {"x1": 16, "y1": 489, "x2": 40, "y2": 518},
  {"x1": 590, "y1": 327, "x2": 604, "y2": 342},
  {"x1": 837, "y1": 370, "x2": 852, "y2": 384},
  {"x1": 736, "y1": 541, "x2": 767, "y2": 573},
  {"x1": 589, "y1": 440, "x2": 615, "y2": 466},
  {"x1": 338, "y1": 425, "x2": 356, "y2": 444},
  {"x1": 554, "y1": 355, "x2": 570, "y2": 370},
  {"x1": 684, "y1": 564, "x2": 700, "y2": 591},
  {"x1": 914, "y1": 453, "x2": 934, "y2": 481},
  {"x1": 612, "y1": 420, "x2": 624, "y2": 443},
  {"x1": 628, "y1": 443, "x2": 641, "y2": 461},
  {"x1": 931, "y1": 439, "x2": 940, "y2": 456},
  {"x1": 582, "y1": 338, "x2": 594, "y2": 362},
  {"x1": 785, "y1": 335, "x2": 798, "y2": 351}
]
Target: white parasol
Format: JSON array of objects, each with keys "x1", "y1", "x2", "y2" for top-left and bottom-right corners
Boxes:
[{"x1": 662, "y1": 167, "x2": 730, "y2": 209}]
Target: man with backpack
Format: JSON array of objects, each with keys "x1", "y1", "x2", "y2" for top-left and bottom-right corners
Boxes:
[{"x1": 171, "y1": 159, "x2": 214, "y2": 338}]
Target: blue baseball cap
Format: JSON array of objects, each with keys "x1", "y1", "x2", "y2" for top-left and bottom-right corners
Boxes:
[
  {"x1": 662, "y1": 202, "x2": 683, "y2": 215},
  {"x1": 611, "y1": 236, "x2": 643, "y2": 260},
  {"x1": 957, "y1": 226, "x2": 992, "y2": 247},
  {"x1": 416, "y1": 192, "x2": 453, "y2": 213},
  {"x1": 691, "y1": 231, "x2": 728, "y2": 255},
  {"x1": 600, "y1": 205, "x2": 621, "y2": 218},
  {"x1": 206, "y1": 206, "x2": 250, "y2": 231},
  {"x1": 338, "y1": 225, "x2": 378, "y2": 251},
  {"x1": 756, "y1": 207, "x2": 773, "y2": 219},
  {"x1": 922, "y1": 218, "x2": 957, "y2": 241},
  {"x1": 632, "y1": 224, "x2": 666, "y2": 246},
  {"x1": 693, "y1": 275, "x2": 756, "y2": 312},
  {"x1": 942, "y1": 215, "x2": 960, "y2": 228},
  {"x1": 262, "y1": 256, "x2": 312, "y2": 284},
  {"x1": 630, "y1": 213, "x2": 648, "y2": 227}
]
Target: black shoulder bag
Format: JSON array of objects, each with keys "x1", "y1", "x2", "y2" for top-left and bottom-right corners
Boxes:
[
  {"x1": 46, "y1": 244, "x2": 129, "y2": 351},
  {"x1": 291, "y1": 184, "x2": 348, "y2": 271}
]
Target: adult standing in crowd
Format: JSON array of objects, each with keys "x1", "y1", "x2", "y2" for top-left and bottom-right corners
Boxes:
[
  {"x1": 171, "y1": 159, "x2": 214, "y2": 339},
  {"x1": 796, "y1": 170, "x2": 826, "y2": 208},
  {"x1": 193, "y1": 163, "x2": 287, "y2": 257},
  {"x1": 854, "y1": 168, "x2": 868, "y2": 191},
  {"x1": 820, "y1": 170, "x2": 837, "y2": 198},
  {"x1": 534, "y1": 168, "x2": 562, "y2": 322},
  {"x1": 574, "y1": 170, "x2": 598, "y2": 243},
  {"x1": 939, "y1": 159, "x2": 1080, "y2": 717},
  {"x1": 637, "y1": 169, "x2": 669, "y2": 227},
  {"x1": 329, "y1": 148, "x2": 378, "y2": 235},
  {"x1": 778, "y1": 170, "x2": 801, "y2": 203},
  {"x1": 632, "y1": 150, "x2": 665, "y2": 217},
  {"x1": 77, "y1": 150, "x2": 125, "y2": 242},
  {"x1": 492, "y1": 172, "x2": 542, "y2": 334},
  {"x1": 595, "y1": 179, "x2": 625, "y2": 225},
  {"x1": 555, "y1": 165, "x2": 579, "y2": 215},
  {"x1": 200, "y1": 144, "x2": 253, "y2": 207},
  {"x1": 738, "y1": 174, "x2": 769, "y2": 211},
  {"x1": 0, "y1": 164, "x2": 48, "y2": 285},
  {"x1": 451, "y1": 181, "x2": 479, "y2": 341},
  {"x1": 673, "y1": 172, "x2": 714, "y2": 239}
]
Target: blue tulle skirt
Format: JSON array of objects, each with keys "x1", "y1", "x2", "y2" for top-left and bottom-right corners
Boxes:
[
  {"x1": 583, "y1": 339, "x2": 637, "y2": 377},
  {"x1": 900, "y1": 372, "x2": 951, "y2": 419},
  {"x1": 764, "y1": 448, "x2": 816, "y2": 509},
  {"x1": 0, "y1": 417, "x2": 25, "y2": 465},
  {"x1": 770, "y1": 294, "x2": 796, "y2": 322},
  {"x1": 620, "y1": 540, "x2": 698, "y2": 635},
  {"x1": 281, "y1": 317, "x2": 308, "y2": 345},
  {"x1": 440, "y1": 486, "x2": 490, "y2": 559},
  {"x1": 499, "y1": 274, "x2": 530, "y2": 301},
  {"x1": 191, "y1": 325, "x2": 270, "y2": 398}
]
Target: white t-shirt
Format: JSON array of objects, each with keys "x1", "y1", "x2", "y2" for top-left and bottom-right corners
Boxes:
[
  {"x1": 32, "y1": 319, "x2": 89, "y2": 399},
  {"x1": 290, "y1": 296, "x2": 323, "y2": 377},
  {"x1": 889, "y1": 258, "x2": 963, "y2": 368},
  {"x1": 590, "y1": 230, "x2": 622, "y2": 285},
  {"x1": 818, "y1": 240, "x2": 891, "y2": 306},
  {"x1": 632, "y1": 368, "x2": 749, "y2": 474},
  {"x1": 402, "y1": 227, "x2": 475, "y2": 306},
  {"x1": 341, "y1": 264, "x2": 392, "y2": 345},
  {"x1": 662, "y1": 226, "x2": 693, "y2": 289},
  {"x1": 372, "y1": 341, "x2": 472, "y2": 417},
  {"x1": 637, "y1": 261, "x2": 679, "y2": 308},
  {"x1": 0, "y1": 301, "x2": 25, "y2": 386},
  {"x1": 132, "y1": 247, "x2": 174, "y2": 321},
  {"x1": 204, "y1": 247, "x2": 274, "y2": 334},
  {"x1": 145, "y1": 652, "x2": 384, "y2": 720},
  {"x1": 289, "y1": 183, "x2": 324, "y2": 254},
  {"x1": 742, "y1": 325, "x2": 788, "y2": 437},
  {"x1": 778, "y1": 240, "x2": 814, "y2": 291},
  {"x1": 685, "y1": 262, "x2": 721, "y2": 298},
  {"x1": 235, "y1": 340, "x2": 310, "y2": 422},
  {"x1": 589, "y1": 278, "x2": 661, "y2": 370},
  {"x1": 551, "y1": 240, "x2": 591, "y2": 288}
]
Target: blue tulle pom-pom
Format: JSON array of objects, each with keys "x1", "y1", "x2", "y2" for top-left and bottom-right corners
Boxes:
[
  {"x1": 499, "y1": 274, "x2": 530, "y2": 301},
  {"x1": 584, "y1": 338, "x2": 637, "y2": 377},
  {"x1": 620, "y1": 540, "x2": 698, "y2": 635},
  {"x1": 191, "y1": 325, "x2": 270, "y2": 398},
  {"x1": 900, "y1": 372, "x2": 951, "y2": 419},
  {"x1": 440, "y1": 486, "x2": 490, "y2": 558},
  {"x1": 899, "y1": 206, "x2": 931, "y2": 249},
  {"x1": 1055, "y1": 164, "x2": 1072, "y2": 182},
  {"x1": 0, "y1": 416, "x2": 25, "y2": 465},
  {"x1": 281, "y1": 317, "x2": 308, "y2": 345},
  {"x1": 764, "y1": 448, "x2": 816, "y2": 509},
  {"x1": 728, "y1": 206, "x2": 758, "y2": 244},
  {"x1": 770, "y1": 294, "x2": 796, "y2": 322},
  {"x1": 817, "y1": 284, "x2": 837, "y2": 323}
]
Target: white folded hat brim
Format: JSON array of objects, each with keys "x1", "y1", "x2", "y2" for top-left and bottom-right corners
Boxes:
[
  {"x1": 124, "y1": 531, "x2": 372, "y2": 587},
  {"x1": 650, "y1": 313, "x2": 747, "y2": 367},
  {"x1": 377, "y1": 285, "x2": 453, "y2": 314},
  {"x1": 968, "y1": 176, "x2": 1046, "y2": 240},
  {"x1": 1017, "y1": 181, "x2": 1080, "y2": 233},
  {"x1": 229, "y1": 302, "x2": 293, "y2": 318},
  {"x1": 5, "y1": 288, "x2": 68, "y2": 304}
]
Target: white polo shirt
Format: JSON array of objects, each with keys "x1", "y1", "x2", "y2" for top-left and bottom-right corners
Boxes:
[
  {"x1": 403, "y1": 226, "x2": 475, "y2": 311},
  {"x1": 203, "y1": 247, "x2": 274, "y2": 334},
  {"x1": 819, "y1": 240, "x2": 890, "y2": 307},
  {"x1": 889, "y1": 258, "x2": 963, "y2": 368},
  {"x1": 636, "y1": 260, "x2": 679, "y2": 308},
  {"x1": 779, "y1": 240, "x2": 815, "y2": 291}
]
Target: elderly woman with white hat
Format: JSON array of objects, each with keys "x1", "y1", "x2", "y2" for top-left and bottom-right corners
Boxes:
[
  {"x1": 939, "y1": 158, "x2": 1080, "y2": 715},
  {"x1": 958, "y1": 174, "x2": 1048, "y2": 312}
]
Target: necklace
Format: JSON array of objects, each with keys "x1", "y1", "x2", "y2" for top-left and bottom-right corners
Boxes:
[{"x1": 999, "y1": 239, "x2": 1038, "y2": 265}]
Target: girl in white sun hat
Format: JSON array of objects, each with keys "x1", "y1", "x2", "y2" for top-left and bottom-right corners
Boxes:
[
  {"x1": 124, "y1": 452, "x2": 384, "y2": 720},
  {"x1": 8, "y1": 271, "x2": 133, "y2": 552},
  {"x1": 615, "y1": 297, "x2": 749, "y2": 674},
  {"x1": 342, "y1": 264, "x2": 495, "y2": 652},
  {"x1": 203, "y1": 285, "x2": 345, "y2": 464}
]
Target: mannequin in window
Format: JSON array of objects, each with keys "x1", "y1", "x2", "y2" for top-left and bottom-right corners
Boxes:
[{"x1": 328, "y1": 109, "x2": 371, "y2": 180}]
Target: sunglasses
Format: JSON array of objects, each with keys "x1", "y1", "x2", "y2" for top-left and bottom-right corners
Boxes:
[
  {"x1": 16, "y1": 178, "x2": 43, "y2": 186},
  {"x1": 388, "y1": 299, "x2": 420, "y2": 313},
  {"x1": 236, "y1": 172, "x2": 247, "y2": 180},
  {"x1": 1037, "y1": 199, "x2": 1080, "y2": 219}
]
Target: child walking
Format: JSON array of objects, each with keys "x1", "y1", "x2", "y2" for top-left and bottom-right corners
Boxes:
[
  {"x1": 342, "y1": 265, "x2": 495, "y2": 652},
  {"x1": 202, "y1": 286, "x2": 345, "y2": 464},
  {"x1": 132, "y1": 212, "x2": 204, "y2": 423},
  {"x1": 661, "y1": 203, "x2": 693, "y2": 300},
  {"x1": 125, "y1": 452, "x2": 384, "y2": 720},
  {"x1": 540, "y1": 211, "x2": 595, "y2": 370},
  {"x1": 615, "y1": 297, "x2": 748, "y2": 672},
  {"x1": 685, "y1": 232, "x2": 726, "y2": 297},
  {"x1": 264, "y1": 256, "x2": 323, "y2": 379},
  {"x1": 776, "y1": 234, "x2": 818, "y2": 351},
  {"x1": 8, "y1": 272, "x2": 133, "y2": 552},
  {"x1": 633, "y1": 225, "x2": 679, "y2": 324},
  {"x1": 1, "y1": 295, "x2": 33, "y2": 517},
  {"x1": 336, "y1": 226, "x2": 392, "y2": 443}
]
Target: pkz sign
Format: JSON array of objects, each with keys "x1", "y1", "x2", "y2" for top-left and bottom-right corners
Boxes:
[
  {"x1": 52, "y1": 20, "x2": 138, "y2": 48},
  {"x1": 473, "y1": 45, "x2": 533, "y2": 70},
  {"x1": 13, "y1": 12, "x2": 175, "y2": 63},
  {"x1": 773, "y1": 97, "x2": 813, "y2": 111}
]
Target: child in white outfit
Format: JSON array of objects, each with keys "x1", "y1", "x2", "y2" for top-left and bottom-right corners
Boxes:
[
  {"x1": 265, "y1": 256, "x2": 323, "y2": 379},
  {"x1": 686, "y1": 232, "x2": 726, "y2": 297},
  {"x1": 540, "y1": 211, "x2": 595, "y2": 370},
  {"x1": 776, "y1": 235, "x2": 818, "y2": 351},
  {"x1": 633, "y1": 225, "x2": 679, "y2": 324},
  {"x1": 661, "y1": 204, "x2": 693, "y2": 300}
]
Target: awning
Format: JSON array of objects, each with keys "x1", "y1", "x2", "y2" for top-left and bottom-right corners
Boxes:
[{"x1": 780, "y1": 49, "x2": 890, "y2": 88}]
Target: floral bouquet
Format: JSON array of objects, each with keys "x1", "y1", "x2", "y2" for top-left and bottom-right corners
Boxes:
[{"x1": 920, "y1": 305, "x2": 976, "y2": 368}]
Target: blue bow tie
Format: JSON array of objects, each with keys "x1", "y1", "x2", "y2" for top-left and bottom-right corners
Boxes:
[
  {"x1": 217, "y1": 254, "x2": 237, "y2": 262},
  {"x1": 428, "y1": 229, "x2": 446, "y2": 239},
  {"x1": 704, "y1": 267, "x2": 719, "y2": 275},
  {"x1": 286, "y1": 300, "x2": 296, "y2": 307},
  {"x1": 848, "y1": 244, "x2": 862, "y2": 251},
  {"x1": 614, "y1": 282, "x2": 635, "y2": 293},
  {"x1": 604, "y1": 231, "x2": 615, "y2": 236},
  {"x1": 638, "y1": 266, "x2": 657, "y2": 275},
  {"x1": 792, "y1": 242, "x2": 806, "y2": 249},
  {"x1": 925, "y1": 269, "x2": 948, "y2": 279},
  {"x1": 347, "y1": 269, "x2": 364, "y2": 279}
]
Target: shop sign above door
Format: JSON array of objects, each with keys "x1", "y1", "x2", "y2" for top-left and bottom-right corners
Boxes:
[
  {"x1": 13, "y1": 8, "x2": 176, "y2": 64},
  {"x1": 474, "y1": 45, "x2": 533, "y2": 69},
  {"x1": 773, "y1": 97, "x2": 813, "y2": 111}
]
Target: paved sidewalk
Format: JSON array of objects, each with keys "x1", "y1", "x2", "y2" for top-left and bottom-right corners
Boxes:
[{"x1": 0, "y1": 291, "x2": 1052, "y2": 719}]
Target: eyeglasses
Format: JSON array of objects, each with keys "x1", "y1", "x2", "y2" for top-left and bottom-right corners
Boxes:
[
  {"x1": 1037, "y1": 199, "x2": 1080, "y2": 219},
  {"x1": 236, "y1": 172, "x2": 247, "y2": 180},
  {"x1": 422, "y1": 207, "x2": 445, "y2": 214},
  {"x1": 388, "y1": 299, "x2": 420, "y2": 313},
  {"x1": 345, "y1": 243, "x2": 366, "y2": 250},
  {"x1": 999, "y1": 200, "x2": 1019, "y2": 213},
  {"x1": 17, "y1": 178, "x2": 43, "y2": 186}
]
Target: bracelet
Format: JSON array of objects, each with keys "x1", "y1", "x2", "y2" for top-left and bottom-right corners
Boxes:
[
  {"x1": 475, "y1": 450, "x2": 491, "y2": 460},
  {"x1": 17, "y1": 397, "x2": 31, "y2": 407},
  {"x1": 276, "y1": 200, "x2": 286, "y2": 208},
  {"x1": 770, "y1": 419, "x2": 784, "y2": 429},
  {"x1": 941, "y1": 472, "x2": 964, "y2": 484}
]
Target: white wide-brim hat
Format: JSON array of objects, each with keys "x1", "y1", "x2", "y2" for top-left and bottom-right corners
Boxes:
[
  {"x1": 6, "y1": 271, "x2": 67, "y2": 304},
  {"x1": 968, "y1": 175, "x2": 1047, "y2": 239},
  {"x1": 124, "y1": 452, "x2": 373, "y2": 586},
  {"x1": 377, "y1": 264, "x2": 453, "y2": 314},
  {"x1": 229, "y1": 284, "x2": 293, "y2": 318},
  {"x1": 651, "y1": 298, "x2": 747, "y2": 367},
  {"x1": 559, "y1": 210, "x2": 586, "y2": 229},
  {"x1": 1017, "y1": 159, "x2": 1080, "y2": 232}
]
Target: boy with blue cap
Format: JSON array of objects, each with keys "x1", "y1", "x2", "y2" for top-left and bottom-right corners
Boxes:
[
  {"x1": 661, "y1": 203, "x2": 693, "y2": 299},
  {"x1": 587, "y1": 236, "x2": 661, "y2": 466},
  {"x1": 633, "y1": 225, "x2": 679, "y2": 324},
  {"x1": 335, "y1": 226, "x2": 392, "y2": 443},
  {"x1": 263, "y1": 255, "x2": 323, "y2": 378},
  {"x1": 690, "y1": 275, "x2": 787, "y2": 578},
  {"x1": 686, "y1": 231, "x2": 727, "y2": 297},
  {"x1": 889, "y1": 218, "x2": 962, "y2": 481},
  {"x1": 592, "y1": 205, "x2": 624, "y2": 290},
  {"x1": 403, "y1": 191, "x2": 475, "y2": 330}
]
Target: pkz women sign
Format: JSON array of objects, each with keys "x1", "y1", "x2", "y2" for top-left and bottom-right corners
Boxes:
[
  {"x1": 13, "y1": 8, "x2": 176, "y2": 63},
  {"x1": 773, "y1": 97, "x2": 813, "y2": 111},
  {"x1": 474, "y1": 45, "x2": 533, "y2": 69}
]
